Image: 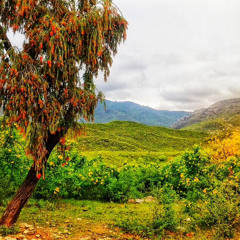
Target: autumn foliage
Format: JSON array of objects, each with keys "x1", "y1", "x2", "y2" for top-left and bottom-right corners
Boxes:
[
  {"x1": 206, "y1": 130, "x2": 240, "y2": 163},
  {"x1": 0, "y1": 0, "x2": 128, "y2": 173}
]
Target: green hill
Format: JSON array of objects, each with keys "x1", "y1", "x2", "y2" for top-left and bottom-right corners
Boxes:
[{"x1": 71, "y1": 121, "x2": 209, "y2": 165}]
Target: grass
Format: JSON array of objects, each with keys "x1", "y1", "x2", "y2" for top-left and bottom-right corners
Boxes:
[
  {"x1": 1, "y1": 199, "x2": 236, "y2": 240},
  {"x1": 0, "y1": 199, "x2": 156, "y2": 239},
  {"x1": 74, "y1": 151, "x2": 176, "y2": 167},
  {"x1": 69, "y1": 121, "x2": 209, "y2": 166},
  {"x1": 75, "y1": 121, "x2": 208, "y2": 152}
]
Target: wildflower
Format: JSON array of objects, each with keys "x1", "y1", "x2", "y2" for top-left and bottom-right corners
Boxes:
[
  {"x1": 193, "y1": 177, "x2": 199, "y2": 182},
  {"x1": 54, "y1": 187, "x2": 60, "y2": 194},
  {"x1": 213, "y1": 189, "x2": 218, "y2": 194}
]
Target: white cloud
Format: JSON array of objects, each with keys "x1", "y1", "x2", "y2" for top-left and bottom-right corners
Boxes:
[{"x1": 95, "y1": 0, "x2": 240, "y2": 110}]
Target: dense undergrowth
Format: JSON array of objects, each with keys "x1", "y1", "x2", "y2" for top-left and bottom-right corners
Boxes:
[{"x1": 1, "y1": 122, "x2": 240, "y2": 239}]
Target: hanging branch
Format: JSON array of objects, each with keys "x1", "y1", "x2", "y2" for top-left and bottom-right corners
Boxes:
[{"x1": 0, "y1": 25, "x2": 13, "y2": 52}]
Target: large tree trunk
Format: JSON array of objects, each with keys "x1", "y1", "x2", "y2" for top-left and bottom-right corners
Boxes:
[
  {"x1": 0, "y1": 131, "x2": 63, "y2": 227},
  {"x1": 0, "y1": 165, "x2": 40, "y2": 227}
]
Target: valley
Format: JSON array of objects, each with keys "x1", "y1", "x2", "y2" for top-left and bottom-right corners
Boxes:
[{"x1": 1, "y1": 98, "x2": 240, "y2": 239}]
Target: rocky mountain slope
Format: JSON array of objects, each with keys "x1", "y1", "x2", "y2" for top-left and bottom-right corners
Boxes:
[{"x1": 172, "y1": 98, "x2": 240, "y2": 130}]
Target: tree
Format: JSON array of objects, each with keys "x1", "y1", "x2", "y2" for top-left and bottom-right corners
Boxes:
[{"x1": 0, "y1": 0, "x2": 127, "y2": 227}]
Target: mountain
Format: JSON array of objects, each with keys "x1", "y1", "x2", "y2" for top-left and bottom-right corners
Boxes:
[
  {"x1": 93, "y1": 100, "x2": 190, "y2": 127},
  {"x1": 172, "y1": 98, "x2": 240, "y2": 131}
]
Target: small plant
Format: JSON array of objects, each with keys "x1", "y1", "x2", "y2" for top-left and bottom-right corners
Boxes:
[
  {"x1": 0, "y1": 224, "x2": 20, "y2": 236},
  {"x1": 152, "y1": 203, "x2": 178, "y2": 238}
]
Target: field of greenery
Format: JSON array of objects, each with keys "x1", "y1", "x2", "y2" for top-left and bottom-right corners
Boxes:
[
  {"x1": 1, "y1": 121, "x2": 240, "y2": 239},
  {"x1": 70, "y1": 121, "x2": 209, "y2": 166}
]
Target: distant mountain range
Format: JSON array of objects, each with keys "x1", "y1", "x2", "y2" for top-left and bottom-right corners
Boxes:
[
  {"x1": 93, "y1": 100, "x2": 190, "y2": 127},
  {"x1": 2, "y1": 98, "x2": 239, "y2": 130},
  {"x1": 172, "y1": 98, "x2": 240, "y2": 131}
]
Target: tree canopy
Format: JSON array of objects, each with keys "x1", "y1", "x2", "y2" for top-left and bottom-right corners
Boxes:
[{"x1": 0, "y1": 0, "x2": 128, "y2": 174}]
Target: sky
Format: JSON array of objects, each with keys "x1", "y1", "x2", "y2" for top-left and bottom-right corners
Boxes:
[
  {"x1": 9, "y1": 0, "x2": 240, "y2": 111},
  {"x1": 95, "y1": 0, "x2": 240, "y2": 111}
]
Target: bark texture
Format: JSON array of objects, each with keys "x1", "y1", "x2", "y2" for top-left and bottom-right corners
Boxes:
[
  {"x1": 0, "y1": 132, "x2": 63, "y2": 227},
  {"x1": 0, "y1": 165, "x2": 40, "y2": 227}
]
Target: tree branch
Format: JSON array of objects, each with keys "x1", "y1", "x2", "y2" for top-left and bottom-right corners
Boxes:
[{"x1": 0, "y1": 24, "x2": 13, "y2": 52}]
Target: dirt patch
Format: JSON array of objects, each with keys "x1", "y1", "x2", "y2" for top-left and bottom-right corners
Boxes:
[{"x1": 0, "y1": 220, "x2": 149, "y2": 240}]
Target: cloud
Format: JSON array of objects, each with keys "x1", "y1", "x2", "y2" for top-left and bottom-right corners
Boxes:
[
  {"x1": 95, "y1": 0, "x2": 240, "y2": 110},
  {"x1": 7, "y1": 0, "x2": 240, "y2": 111}
]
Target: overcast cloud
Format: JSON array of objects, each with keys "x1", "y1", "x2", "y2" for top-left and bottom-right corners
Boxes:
[
  {"x1": 9, "y1": 0, "x2": 240, "y2": 111},
  {"x1": 94, "y1": 0, "x2": 240, "y2": 111}
]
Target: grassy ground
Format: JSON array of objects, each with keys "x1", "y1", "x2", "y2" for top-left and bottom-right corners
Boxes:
[
  {"x1": 1, "y1": 199, "x2": 240, "y2": 240},
  {"x1": 70, "y1": 121, "x2": 208, "y2": 166},
  {"x1": 73, "y1": 121, "x2": 208, "y2": 152},
  {"x1": 0, "y1": 199, "x2": 155, "y2": 239},
  {"x1": 75, "y1": 151, "x2": 178, "y2": 167}
]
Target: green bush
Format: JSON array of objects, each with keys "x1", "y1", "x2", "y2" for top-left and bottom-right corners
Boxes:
[
  {"x1": 192, "y1": 182, "x2": 240, "y2": 239},
  {"x1": 0, "y1": 125, "x2": 29, "y2": 205}
]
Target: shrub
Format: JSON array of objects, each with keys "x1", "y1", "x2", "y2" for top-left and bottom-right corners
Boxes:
[{"x1": 196, "y1": 183, "x2": 240, "y2": 239}]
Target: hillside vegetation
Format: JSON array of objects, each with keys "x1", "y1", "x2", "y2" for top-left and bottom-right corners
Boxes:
[
  {"x1": 183, "y1": 115, "x2": 240, "y2": 132},
  {"x1": 173, "y1": 98, "x2": 240, "y2": 132},
  {"x1": 74, "y1": 121, "x2": 208, "y2": 151},
  {"x1": 70, "y1": 121, "x2": 208, "y2": 165}
]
